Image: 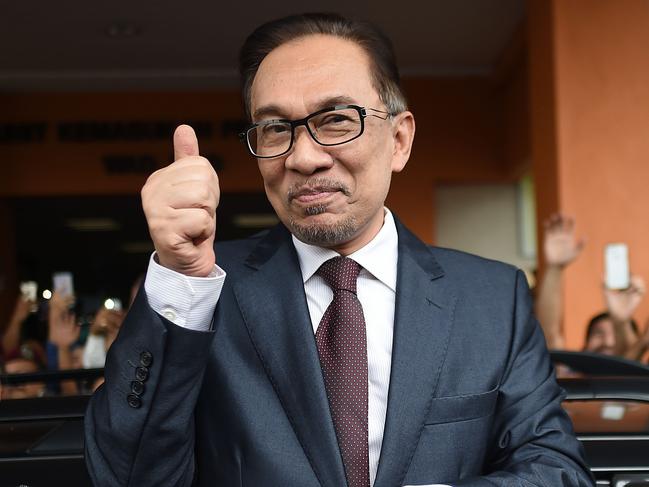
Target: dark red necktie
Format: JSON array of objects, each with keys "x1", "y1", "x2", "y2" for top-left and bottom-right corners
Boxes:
[{"x1": 315, "y1": 257, "x2": 370, "y2": 487}]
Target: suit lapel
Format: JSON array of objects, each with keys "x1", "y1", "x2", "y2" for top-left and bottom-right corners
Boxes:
[
  {"x1": 232, "y1": 224, "x2": 347, "y2": 487},
  {"x1": 374, "y1": 220, "x2": 455, "y2": 487}
]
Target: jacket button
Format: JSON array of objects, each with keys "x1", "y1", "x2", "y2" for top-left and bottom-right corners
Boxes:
[
  {"x1": 127, "y1": 393, "x2": 142, "y2": 409},
  {"x1": 131, "y1": 380, "x2": 145, "y2": 396},
  {"x1": 135, "y1": 366, "x2": 149, "y2": 382},
  {"x1": 139, "y1": 351, "x2": 153, "y2": 367}
]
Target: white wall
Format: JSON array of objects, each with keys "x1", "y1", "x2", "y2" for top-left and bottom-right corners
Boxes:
[{"x1": 435, "y1": 182, "x2": 537, "y2": 277}]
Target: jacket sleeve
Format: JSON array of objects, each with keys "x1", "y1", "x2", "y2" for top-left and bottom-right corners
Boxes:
[
  {"x1": 84, "y1": 288, "x2": 216, "y2": 487},
  {"x1": 455, "y1": 270, "x2": 594, "y2": 486}
]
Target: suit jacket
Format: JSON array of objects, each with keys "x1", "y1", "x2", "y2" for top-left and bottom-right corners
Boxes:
[{"x1": 85, "y1": 218, "x2": 594, "y2": 486}]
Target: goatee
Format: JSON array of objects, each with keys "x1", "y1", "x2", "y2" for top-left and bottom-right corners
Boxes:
[{"x1": 288, "y1": 208, "x2": 358, "y2": 247}]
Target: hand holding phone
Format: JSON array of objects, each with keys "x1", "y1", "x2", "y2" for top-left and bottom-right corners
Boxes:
[
  {"x1": 604, "y1": 275, "x2": 646, "y2": 324},
  {"x1": 20, "y1": 281, "x2": 38, "y2": 313},
  {"x1": 20, "y1": 281, "x2": 37, "y2": 302}
]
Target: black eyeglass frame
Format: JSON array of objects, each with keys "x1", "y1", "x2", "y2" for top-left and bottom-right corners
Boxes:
[{"x1": 238, "y1": 104, "x2": 391, "y2": 159}]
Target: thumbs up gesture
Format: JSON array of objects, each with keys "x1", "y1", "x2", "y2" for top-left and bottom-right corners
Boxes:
[{"x1": 141, "y1": 125, "x2": 220, "y2": 277}]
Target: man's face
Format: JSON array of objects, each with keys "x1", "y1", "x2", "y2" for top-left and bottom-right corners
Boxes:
[
  {"x1": 584, "y1": 318, "x2": 617, "y2": 355},
  {"x1": 1, "y1": 358, "x2": 44, "y2": 399},
  {"x1": 249, "y1": 34, "x2": 414, "y2": 254}
]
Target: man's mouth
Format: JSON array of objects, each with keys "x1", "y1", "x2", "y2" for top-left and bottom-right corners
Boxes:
[
  {"x1": 287, "y1": 179, "x2": 351, "y2": 204},
  {"x1": 594, "y1": 346, "x2": 615, "y2": 355},
  {"x1": 291, "y1": 188, "x2": 339, "y2": 203}
]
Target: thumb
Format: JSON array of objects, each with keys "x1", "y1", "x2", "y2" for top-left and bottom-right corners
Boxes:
[{"x1": 173, "y1": 124, "x2": 200, "y2": 161}]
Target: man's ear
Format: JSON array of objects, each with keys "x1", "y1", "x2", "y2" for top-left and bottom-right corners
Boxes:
[{"x1": 390, "y1": 111, "x2": 415, "y2": 173}]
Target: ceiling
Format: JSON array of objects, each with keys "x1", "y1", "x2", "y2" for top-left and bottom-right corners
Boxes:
[{"x1": 0, "y1": 0, "x2": 526, "y2": 91}]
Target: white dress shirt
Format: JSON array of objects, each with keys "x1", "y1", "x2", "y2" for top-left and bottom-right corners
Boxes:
[
  {"x1": 144, "y1": 209, "x2": 450, "y2": 487},
  {"x1": 145, "y1": 254, "x2": 225, "y2": 331},
  {"x1": 291, "y1": 210, "x2": 397, "y2": 486}
]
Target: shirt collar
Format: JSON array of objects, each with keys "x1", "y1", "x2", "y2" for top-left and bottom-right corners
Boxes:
[{"x1": 292, "y1": 208, "x2": 398, "y2": 292}]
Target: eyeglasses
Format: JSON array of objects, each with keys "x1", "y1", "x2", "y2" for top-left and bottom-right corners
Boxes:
[{"x1": 239, "y1": 104, "x2": 390, "y2": 159}]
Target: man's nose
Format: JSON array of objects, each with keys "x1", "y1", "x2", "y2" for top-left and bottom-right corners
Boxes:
[{"x1": 284, "y1": 126, "x2": 334, "y2": 174}]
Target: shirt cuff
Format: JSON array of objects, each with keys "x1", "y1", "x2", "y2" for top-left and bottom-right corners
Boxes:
[{"x1": 144, "y1": 253, "x2": 226, "y2": 332}]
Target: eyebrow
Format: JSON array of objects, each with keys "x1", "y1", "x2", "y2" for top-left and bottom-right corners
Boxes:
[{"x1": 252, "y1": 95, "x2": 359, "y2": 121}]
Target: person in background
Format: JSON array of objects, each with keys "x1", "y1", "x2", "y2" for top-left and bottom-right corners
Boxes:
[
  {"x1": 2, "y1": 282, "x2": 133, "y2": 396},
  {"x1": 83, "y1": 276, "x2": 140, "y2": 371},
  {"x1": 1, "y1": 288, "x2": 51, "y2": 398},
  {"x1": 0, "y1": 340, "x2": 46, "y2": 400},
  {"x1": 1, "y1": 292, "x2": 36, "y2": 360},
  {"x1": 46, "y1": 291, "x2": 81, "y2": 395},
  {"x1": 84, "y1": 277, "x2": 140, "y2": 390},
  {"x1": 535, "y1": 214, "x2": 585, "y2": 350},
  {"x1": 536, "y1": 214, "x2": 647, "y2": 360},
  {"x1": 599, "y1": 276, "x2": 647, "y2": 360},
  {"x1": 625, "y1": 317, "x2": 649, "y2": 362},
  {"x1": 83, "y1": 305, "x2": 125, "y2": 369}
]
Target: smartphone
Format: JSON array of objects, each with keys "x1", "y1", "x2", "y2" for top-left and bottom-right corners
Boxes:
[
  {"x1": 53, "y1": 271, "x2": 75, "y2": 297},
  {"x1": 20, "y1": 281, "x2": 38, "y2": 302},
  {"x1": 604, "y1": 243, "x2": 630, "y2": 290}
]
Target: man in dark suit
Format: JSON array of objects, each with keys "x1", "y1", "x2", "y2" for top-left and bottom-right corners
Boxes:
[{"x1": 85, "y1": 13, "x2": 594, "y2": 487}]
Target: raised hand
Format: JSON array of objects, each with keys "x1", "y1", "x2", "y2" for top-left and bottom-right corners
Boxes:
[
  {"x1": 605, "y1": 274, "x2": 646, "y2": 323},
  {"x1": 91, "y1": 306, "x2": 125, "y2": 351},
  {"x1": 90, "y1": 307, "x2": 125, "y2": 336},
  {"x1": 141, "y1": 125, "x2": 220, "y2": 277},
  {"x1": 543, "y1": 214, "x2": 585, "y2": 268},
  {"x1": 48, "y1": 291, "x2": 80, "y2": 348},
  {"x1": 605, "y1": 277, "x2": 648, "y2": 360},
  {"x1": 639, "y1": 318, "x2": 649, "y2": 349},
  {"x1": 10, "y1": 294, "x2": 33, "y2": 326},
  {"x1": 1, "y1": 294, "x2": 37, "y2": 355}
]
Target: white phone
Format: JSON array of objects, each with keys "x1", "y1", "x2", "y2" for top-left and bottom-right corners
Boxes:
[
  {"x1": 604, "y1": 243, "x2": 630, "y2": 290},
  {"x1": 20, "y1": 281, "x2": 38, "y2": 302},
  {"x1": 53, "y1": 271, "x2": 75, "y2": 297}
]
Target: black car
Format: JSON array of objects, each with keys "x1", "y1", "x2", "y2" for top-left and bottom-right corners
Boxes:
[{"x1": 2, "y1": 355, "x2": 649, "y2": 487}]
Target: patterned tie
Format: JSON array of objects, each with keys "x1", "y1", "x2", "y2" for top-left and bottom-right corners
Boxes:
[{"x1": 315, "y1": 257, "x2": 370, "y2": 487}]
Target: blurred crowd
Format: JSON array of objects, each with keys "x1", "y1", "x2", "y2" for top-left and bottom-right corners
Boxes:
[
  {"x1": 1, "y1": 214, "x2": 648, "y2": 400},
  {"x1": 536, "y1": 214, "x2": 649, "y2": 364},
  {"x1": 0, "y1": 277, "x2": 141, "y2": 400}
]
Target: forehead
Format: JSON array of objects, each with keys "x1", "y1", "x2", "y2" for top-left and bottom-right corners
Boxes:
[
  {"x1": 250, "y1": 34, "x2": 379, "y2": 118},
  {"x1": 591, "y1": 319, "x2": 614, "y2": 333},
  {"x1": 6, "y1": 358, "x2": 38, "y2": 373}
]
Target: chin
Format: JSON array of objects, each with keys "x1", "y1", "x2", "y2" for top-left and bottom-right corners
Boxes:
[
  {"x1": 287, "y1": 213, "x2": 359, "y2": 247},
  {"x1": 592, "y1": 347, "x2": 616, "y2": 355}
]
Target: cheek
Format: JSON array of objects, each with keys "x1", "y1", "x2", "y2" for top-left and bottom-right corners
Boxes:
[
  {"x1": 259, "y1": 162, "x2": 285, "y2": 192},
  {"x1": 355, "y1": 158, "x2": 394, "y2": 200},
  {"x1": 259, "y1": 163, "x2": 292, "y2": 214},
  {"x1": 345, "y1": 142, "x2": 392, "y2": 186}
]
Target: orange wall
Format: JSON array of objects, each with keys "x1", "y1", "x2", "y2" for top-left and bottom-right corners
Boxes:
[{"x1": 531, "y1": 0, "x2": 649, "y2": 348}]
